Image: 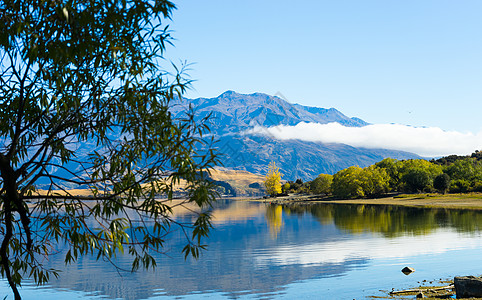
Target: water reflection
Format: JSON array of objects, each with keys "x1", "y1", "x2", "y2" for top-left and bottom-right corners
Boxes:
[
  {"x1": 265, "y1": 205, "x2": 283, "y2": 238},
  {"x1": 281, "y1": 203, "x2": 482, "y2": 236},
  {"x1": 6, "y1": 201, "x2": 482, "y2": 299}
]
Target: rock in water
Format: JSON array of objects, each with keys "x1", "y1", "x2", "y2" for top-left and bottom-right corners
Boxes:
[
  {"x1": 401, "y1": 267, "x2": 415, "y2": 275},
  {"x1": 454, "y1": 276, "x2": 482, "y2": 298}
]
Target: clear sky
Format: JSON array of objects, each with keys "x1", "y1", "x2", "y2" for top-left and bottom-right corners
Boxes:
[{"x1": 165, "y1": 0, "x2": 482, "y2": 133}]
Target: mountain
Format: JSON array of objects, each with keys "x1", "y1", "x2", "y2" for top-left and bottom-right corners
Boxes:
[
  {"x1": 173, "y1": 91, "x2": 420, "y2": 181},
  {"x1": 170, "y1": 91, "x2": 367, "y2": 135}
]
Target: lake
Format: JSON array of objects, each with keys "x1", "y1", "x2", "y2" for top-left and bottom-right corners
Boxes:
[{"x1": 3, "y1": 200, "x2": 482, "y2": 299}]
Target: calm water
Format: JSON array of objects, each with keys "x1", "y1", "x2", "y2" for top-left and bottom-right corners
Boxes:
[{"x1": 3, "y1": 200, "x2": 482, "y2": 299}]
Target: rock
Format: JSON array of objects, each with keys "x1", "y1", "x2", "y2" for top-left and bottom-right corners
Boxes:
[
  {"x1": 454, "y1": 276, "x2": 482, "y2": 298},
  {"x1": 401, "y1": 266, "x2": 415, "y2": 275}
]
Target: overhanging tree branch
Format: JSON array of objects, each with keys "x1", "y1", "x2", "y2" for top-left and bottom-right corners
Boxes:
[{"x1": 0, "y1": 1, "x2": 219, "y2": 299}]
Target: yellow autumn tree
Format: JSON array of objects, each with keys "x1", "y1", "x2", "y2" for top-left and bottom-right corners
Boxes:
[{"x1": 264, "y1": 161, "x2": 282, "y2": 196}]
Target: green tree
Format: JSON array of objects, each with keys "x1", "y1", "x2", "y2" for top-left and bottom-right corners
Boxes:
[
  {"x1": 361, "y1": 165, "x2": 390, "y2": 197},
  {"x1": 433, "y1": 173, "x2": 450, "y2": 194},
  {"x1": 264, "y1": 161, "x2": 282, "y2": 196},
  {"x1": 332, "y1": 165, "x2": 389, "y2": 199},
  {"x1": 282, "y1": 182, "x2": 290, "y2": 194},
  {"x1": 332, "y1": 166, "x2": 365, "y2": 198},
  {"x1": 450, "y1": 179, "x2": 471, "y2": 193},
  {"x1": 375, "y1": 158, "x2": 401, "y2": 190},
  {"x1": 0, "y1": 1, "x2": 218, "y2": 298},
  {"x1": 444, "y1": 158, "x2": 482, "y2": 182},
  {"x1": 310, "y1": 174, "x2": 333, "y2": 195},
  {"x1": 402, "y1": 168, "x2": 432, "y2": 192},
  {"x1": 398, "y1": 159, "x2": 442, "y2": 192}
]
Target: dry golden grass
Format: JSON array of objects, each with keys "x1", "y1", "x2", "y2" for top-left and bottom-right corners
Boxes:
[
  {"x1": 31, "y1": 168, "x2": 264, "y2": 199},
  {"x1": 209, "y1": 168, "x2": 264, "y2": 184}
]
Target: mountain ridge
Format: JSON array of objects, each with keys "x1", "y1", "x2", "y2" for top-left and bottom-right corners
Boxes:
[
  {"x1": 172, "y1": 91, "x2": 420, "y2": 181},
  {"x1": 171, "y1": 91, "x2": 368, "y2": 135}
]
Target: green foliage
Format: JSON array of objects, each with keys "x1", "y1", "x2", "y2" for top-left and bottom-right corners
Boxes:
[
  {"x1": 431, "y1": 150, "x2": 482, "y2": 165},
  {"x1": 310, "y1": 174, "x2": 333, "y2": 195},
  {"x1": 332, "y1": 166, "x2": 365, "y2": 198},
  {"x1": 433, "y1": 173, "x2": 450, "y2": 194},
  {"x1": 316, "y1": 152, "x2": 482, "y2": 200},
  {"x1": 264, "y1": 161, "x2": 282, "y2": 196},
  {"x1": 397, "y1": 159, "x2": 442, "y2": 193},
  {"x1": 332, "y1": 165, "x2": 390, "y2": 199},
  {"x1": 444, "y1": 158, "x2": 482, "y2": 182},
  {"x1": 282, "y1": 182, "x2": 290, "y2": 194},
  {"x1": 287, "y1": 180, "x2": 301, "y2": 192},
  {"x1": 402, "y1": 168, "x2": 432, "y2": 193},
  {"x1": 450, "y1": 179, "x2": 471, "y2": 193},
  {"x1": 472, "y1": 181, "x2": 482, "y2": 192},
  {"x1": 0, "y1": 1, "x2": 219, "y2": 298},
  {"x1": 375, "y1": 158, "x2": 401, "y2": 190},
  {"x1": 361, "y1": 165, "x2": 390, "y2": 196},
  {"x1": 435, "y1": 156, "x2": 482, "y2": 193}
]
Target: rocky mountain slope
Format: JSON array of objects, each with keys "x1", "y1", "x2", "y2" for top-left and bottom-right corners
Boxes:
[{"x1": 174, "y1": 91, "x2": 419, "y2": 181}]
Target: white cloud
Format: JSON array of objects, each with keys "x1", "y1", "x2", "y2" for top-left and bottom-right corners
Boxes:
[{"x1": 247, "y1": 122, "x2": 482, "y2": 157}]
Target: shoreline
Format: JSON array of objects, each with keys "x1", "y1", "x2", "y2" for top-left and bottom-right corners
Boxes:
[{"x1": 246, "y1": 193, "x2": 482, "y2": 210}]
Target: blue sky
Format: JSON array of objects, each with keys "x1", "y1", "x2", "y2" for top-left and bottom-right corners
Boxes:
[{"x1": 166, "y1": 1, "x2": 482, "y2": 134}]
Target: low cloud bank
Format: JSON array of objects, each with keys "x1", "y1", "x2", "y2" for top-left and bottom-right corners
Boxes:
[{"x1": 248, "y1": 122, "x2": 482, "y2": 157}]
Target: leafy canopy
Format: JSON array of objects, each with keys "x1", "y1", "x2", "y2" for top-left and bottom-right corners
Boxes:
[
  {"x1": 0, "y1": 0, "x2": 218, "y2": 298},
  {"x1": 332, "y1": 165, "x2": 389, "y2": 199},
  {"x1": 264, "y1": 161, "x2": 282, "y2": 196},
  {"x1": 310, "y1": 173, "x2": 333, "y2": 195}
]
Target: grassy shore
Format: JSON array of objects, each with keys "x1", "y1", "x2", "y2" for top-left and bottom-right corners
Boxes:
[{"x1": 258, "y1": 192, "x2": 482, "y2": 210}]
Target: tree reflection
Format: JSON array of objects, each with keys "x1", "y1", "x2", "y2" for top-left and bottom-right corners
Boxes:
[
  {"x1": 265, "y1": 204, "x2": 283, "y2": 238},
  {"x1": 282, "y1": 203, "x2": 482, "y2": 237}
]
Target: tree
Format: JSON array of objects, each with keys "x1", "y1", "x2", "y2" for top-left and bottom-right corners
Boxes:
[
  {"x1": 0, "y1": 1, "x2": 218, "y2": 298},
  {"x1": 332, "y1": 165, "x2": 389, "y2": 199},
  {"x1": 310, "y1": 174, "x2": 333, "y2": 195},
  {"x1": 332, "y1": 166, "x2": 365, "y2": 198},
  {"x1": 375, "y1": 158, "x2": 401, "y2": 191},
  {"x1": 444, "y1": 158, "x2": 482, "y2": 182},
  {"x1": 402, "y1": 168, "x2": 432, "y2": 192},
  {"x1": 433, "y1": 173, "x2": 450, "y2": 194},
  {"x1": 282, "y1": 182, "x2": 290, "y2": 194},
  {"x1": 397, "y1": 159, "x2": 442, "y2": 193},
  {"x1": 264, "y1": 161, "x2": 282, "y2": 196},
  {"x1": 360, "y1": 165, "x2": 390, "y2": 197}
]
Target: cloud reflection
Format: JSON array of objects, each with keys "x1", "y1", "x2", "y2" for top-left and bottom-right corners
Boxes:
[{"x1": 254, "y1": 229, "x2": 482, "y2": 267}]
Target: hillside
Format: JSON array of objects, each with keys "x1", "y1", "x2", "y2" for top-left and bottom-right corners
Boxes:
[{"x1": 209, "y1": 168, "x2": 266, "y2": 196}]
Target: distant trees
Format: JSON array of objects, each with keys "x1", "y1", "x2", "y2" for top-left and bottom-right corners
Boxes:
[
  {"x1": 264, "y1": 161, "x2": 282, "y2": 196},
  {"x1": 297, "y1": 150, "x2": 482, "y2": 199},
  {"x1": 285, "y1": 178, "x2": 310, "y2": 193}
]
